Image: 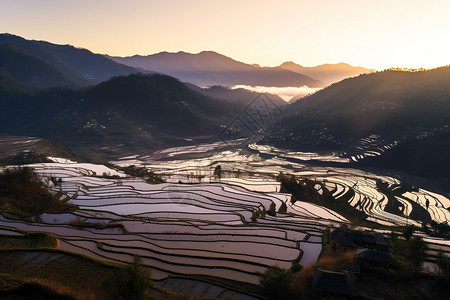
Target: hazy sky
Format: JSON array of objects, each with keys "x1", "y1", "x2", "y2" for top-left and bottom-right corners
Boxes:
[{"x1": 1, "y1": 0, "x2": 449, "y2": 69}]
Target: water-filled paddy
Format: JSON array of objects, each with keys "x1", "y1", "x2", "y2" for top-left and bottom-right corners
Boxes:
[{"x1": 1, "y1": 141, "x2": 449, "y2": 292}]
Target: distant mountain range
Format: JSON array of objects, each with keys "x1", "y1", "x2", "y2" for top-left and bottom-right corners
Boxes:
[
  {"x1": 109, "y1": 51, "x2": 324, "y2": 88},
  {"x1": 0, "y1": 33, "x2": 373, "y2": 91},
  {"x1": 0, "y1": 33, "x2": 140, "y2": 86},
  {"x1": 279, "y1": 61, "x2": 375, "y2": 85},
  {"x1": 110, "y1": 51, "x2": 374, "y2": 88}
]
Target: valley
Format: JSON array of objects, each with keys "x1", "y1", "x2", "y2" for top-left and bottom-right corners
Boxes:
[{"x1": 1, "y1": 31, "x2": 450, "y2": 299}]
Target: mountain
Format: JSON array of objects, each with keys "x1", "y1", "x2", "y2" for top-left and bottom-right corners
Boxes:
[
  {"x1": 265, "y1": 67, "x2": 450, "y2": 178},
  {"x1": 109, "y1": 51, "x2": 324, "y2": 88},
  {"x1": 279, "y1": 61, "x2": 375, "y2": 85},
  {"x1": 0, "y1": 74, "x2": 241, "y2": 160},
  {"x1": 0, "y1": 43, "x2": 88, "y2": 88},
  {"x1": 0, "y1": 33, "x2": 140, "y2": 85},
  {"x1": 0, "y1": 70, "x2": 34, "y2": 98},
  {"x1": 0, "y1": 135, "x2": 78, "y2": 164},
  {"x1": 185, "y1": 83, "x2": 287, "y2": 107}
]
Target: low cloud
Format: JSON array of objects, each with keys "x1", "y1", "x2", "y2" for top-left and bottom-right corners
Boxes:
[{"x1": 231, "y1": 85, "x2": 322, "y2": 102}]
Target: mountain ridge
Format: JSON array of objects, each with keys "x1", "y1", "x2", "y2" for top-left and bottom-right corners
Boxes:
[
  {"x1": 279, "y1": 61, "x2": 375, "y2": 85},
  {"x1": 0, "y1": 43, "x2": 88, "y2": 88},
  {"x1": 265, "y1": 66, "x2": 450, "y2": 178},
  {"x1": 0, "y1": 33, "x2": 140, "y2": 85},
  {"x1": 109, "y1": 51, "x2": 324, "y2": 88}
]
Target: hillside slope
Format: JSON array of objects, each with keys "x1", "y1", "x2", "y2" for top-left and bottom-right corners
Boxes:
[
  {"x1": 0, "y1": 43, "x2": 87, "y2": 87},
  {"x1": 0, "y1": 74, "x2": 240, "y2": 160},
  {"x1": 265, "y1": 67, "x2": 450, "y2": 178},
  {"x1": 0, "y1": 33, "x2": 139, "y2": 84}
]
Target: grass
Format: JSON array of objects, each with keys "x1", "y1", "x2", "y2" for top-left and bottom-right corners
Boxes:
[
  {"x1": 315, "y1": 245, "x2": 356, "y2": 272},
  {"x1": 0, "y1": 247, "x2": 152, "y2": 300},
  {"x1": 0, "y1": 273, "x2": 76, "y2": 300},
  {"x1": 0, "y1": 240, "x2": 223, "y2": 300},
  {"x1": 0, "y1": 247, "x2": 245, "y2": 300},
  {"x1": 0, "y1": 249, "x2": 118, "y2": 300},
  {"x1": 0, "y1": 232, "x2": 58, "y2": 249},
  {"x1": 180, "y1": 274, "x2": 262, "y2": 298}
]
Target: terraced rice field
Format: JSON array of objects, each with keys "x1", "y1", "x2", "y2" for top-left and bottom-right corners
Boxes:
[
  {"x1": 313, "y1": 169, "x2": 450, "y2": 227},
  {"x1": 0, "y1": 161, "x2": 338, "y2": 287},
  {"x1": 111, "y1": 141, "x2": 450, "y2": 229},
  {"x1": 2, "y1": 143, "x2": 450, "y2": 296}
]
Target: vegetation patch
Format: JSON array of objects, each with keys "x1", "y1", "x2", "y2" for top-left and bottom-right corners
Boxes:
[
  {"x1": 0, "y1": 248, "x2": 153, "y2": 300},
  {"x1": 0, "y1": 167, "x2": 77, "y2": 217},
  {"x1": 120, "y1": 166, "x2": 165, "y2": 184},
  {"x1": 0, "y1": 232, "x2": 58, "y2": 249},
  {"x1": 389, "y1": 226, "x2": 428, "y2": 274}
]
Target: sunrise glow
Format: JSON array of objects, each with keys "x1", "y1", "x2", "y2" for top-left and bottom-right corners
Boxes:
[{"x1": 1, "y1": 0, "x2": 449, "y2": 70}]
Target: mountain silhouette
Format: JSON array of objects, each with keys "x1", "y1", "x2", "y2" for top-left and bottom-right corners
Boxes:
[
  {"x1": 0, "y1": 43, "x2": 88, "y2": 88},
  {"x1": 279, "y1": 61, "x2": 375, "y2": 85},
  {"x1": 0, "y1": 33, "x2": 139, "y2": 84},
  {"x1": 109, "y1": 51, "x2": 324, "y2": 88}
]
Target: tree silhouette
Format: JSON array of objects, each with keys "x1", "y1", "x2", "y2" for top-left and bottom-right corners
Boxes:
[{"x1": 214, "y1": 165, "x2": 222, "y2": 180}]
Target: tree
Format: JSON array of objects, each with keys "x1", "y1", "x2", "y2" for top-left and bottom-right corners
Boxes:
[
  {"x1": 260, "y1": 267, "x2": 294, "y2": 300},
  {"x1": 267, "y1": 202, "x2": 276, "y2": 216},
  {"x1": 214, "y1": 165, "x2": 222, "y2": 180},
  {"x1": 402, "y1": 225, "x2": 415, "y2": 241},
  {"x1": 390, "y1": 230, "x2": 427, "y2": 272},
  {"x1": 103, "y1": 256, "x2": 152, "y2": 300}
]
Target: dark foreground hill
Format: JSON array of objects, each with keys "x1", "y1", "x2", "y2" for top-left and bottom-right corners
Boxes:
[
  {"x1": 0, "y1": 33, "x2": 139, "y2": 85},
  {"x1": 0, "y1": 74, "x2": 240, "y2": 160},
  {"x1": 265, "y1": 67, "x2": 450, "y2": 179}
]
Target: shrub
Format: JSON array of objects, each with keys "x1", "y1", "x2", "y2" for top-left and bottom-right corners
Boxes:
[
  {"x1": 102, "y1": 256, "x2": 151, "y2": 300},
  {"x1": 390, "y1": 231, "x2": 427, "y2": 272},
  {"x1": 213, "y1": 165, "x2": 222, "y2": 180},
  {"x1": 24, "y1": 232, "x2": 58, "y2": 248},
  {"x1": 267, "y1": 203, "x2": 276, "y2": 216},
  {"x1": 316, "y1": 247, "x2": 355, "y2": 272},
  {"x1": 278, "y1": 201, "x2": 287, "y2": 213},
  {"x1": 121, "y1": 166, "x2": 165, "y2": 184},
  {"x1": 0, "y1": 167, "x2": 76, "y2": 216},
  {"x1": 289, "y1": 265, "x2": 315, "y2": 299},
  {"x1": 260, "y1": 267, "x2": 294, "y2": 300}
]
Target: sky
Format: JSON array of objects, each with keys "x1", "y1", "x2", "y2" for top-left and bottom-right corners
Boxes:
[{"x1": 1, "y1": 0, "x2": 450, "y2": 70}]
